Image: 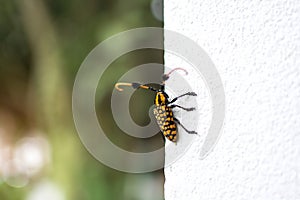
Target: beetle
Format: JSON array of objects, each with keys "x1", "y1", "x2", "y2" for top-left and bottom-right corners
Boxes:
[{"x1": 115, "y1": 68, "x2": 197, "y2": 142}]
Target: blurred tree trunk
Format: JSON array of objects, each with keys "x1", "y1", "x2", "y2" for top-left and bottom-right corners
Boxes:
[{"x1": 18, "y1": 0, "x2": 79, "y2": 198}]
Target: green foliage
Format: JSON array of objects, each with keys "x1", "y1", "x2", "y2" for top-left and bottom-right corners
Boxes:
[{"x1": 0, "y1": 0, "x2": 163, "y2": 199}]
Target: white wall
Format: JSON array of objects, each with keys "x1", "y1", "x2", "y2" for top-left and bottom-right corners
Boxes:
[{"x1": 164, "y1": 1, "x2": 300, "y2": 200}]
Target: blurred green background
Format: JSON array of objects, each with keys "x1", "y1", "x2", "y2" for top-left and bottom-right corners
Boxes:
[{"x1": 0, "y1": 0, "x2": 164, "y2": 199}]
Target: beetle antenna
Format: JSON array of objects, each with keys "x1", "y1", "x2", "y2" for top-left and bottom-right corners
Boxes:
[
  {"x1": 115, "y1": 82, "x2": 133, "y2": 91},
  {"x1": 115, "y1": 82, "x2": 158, "y2": 92},
  {"x1": 162, "y1": 67, "x2": 188, "y2": 84}
]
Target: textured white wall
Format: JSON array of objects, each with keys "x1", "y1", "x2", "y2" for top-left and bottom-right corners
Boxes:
[{"x1": 164, "y1": 1, "x2": 300, "y2": 200}]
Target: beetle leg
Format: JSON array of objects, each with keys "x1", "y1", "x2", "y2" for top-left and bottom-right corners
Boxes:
[
  {"x1": 168, "y1": 92, "x2": 197, "y2": 104},
  {"x1": 169, "y1": 104, "x2": 196, "y2": 111},
  {"x1": 173, "y1": 118, "x2": 197, "y2": 134}
]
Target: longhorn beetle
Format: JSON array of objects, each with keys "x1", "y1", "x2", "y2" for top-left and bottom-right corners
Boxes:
[{"x1": 115, "y1": 68, "x2": 197, "y2": 142}]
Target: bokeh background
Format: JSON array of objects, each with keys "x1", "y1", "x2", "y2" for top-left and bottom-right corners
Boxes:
[{"x1": 0, "y1": 0, "x2": 164, "y2": 199}]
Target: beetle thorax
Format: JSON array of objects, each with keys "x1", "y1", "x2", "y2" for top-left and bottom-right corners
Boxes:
[{"x1": 155, "y1": 92, "x2": 167, "y2": 106}]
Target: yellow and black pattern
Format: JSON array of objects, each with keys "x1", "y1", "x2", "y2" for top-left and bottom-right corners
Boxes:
[{"x1": 153, "y1": 104, "x2": 177, "y2": 142}]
